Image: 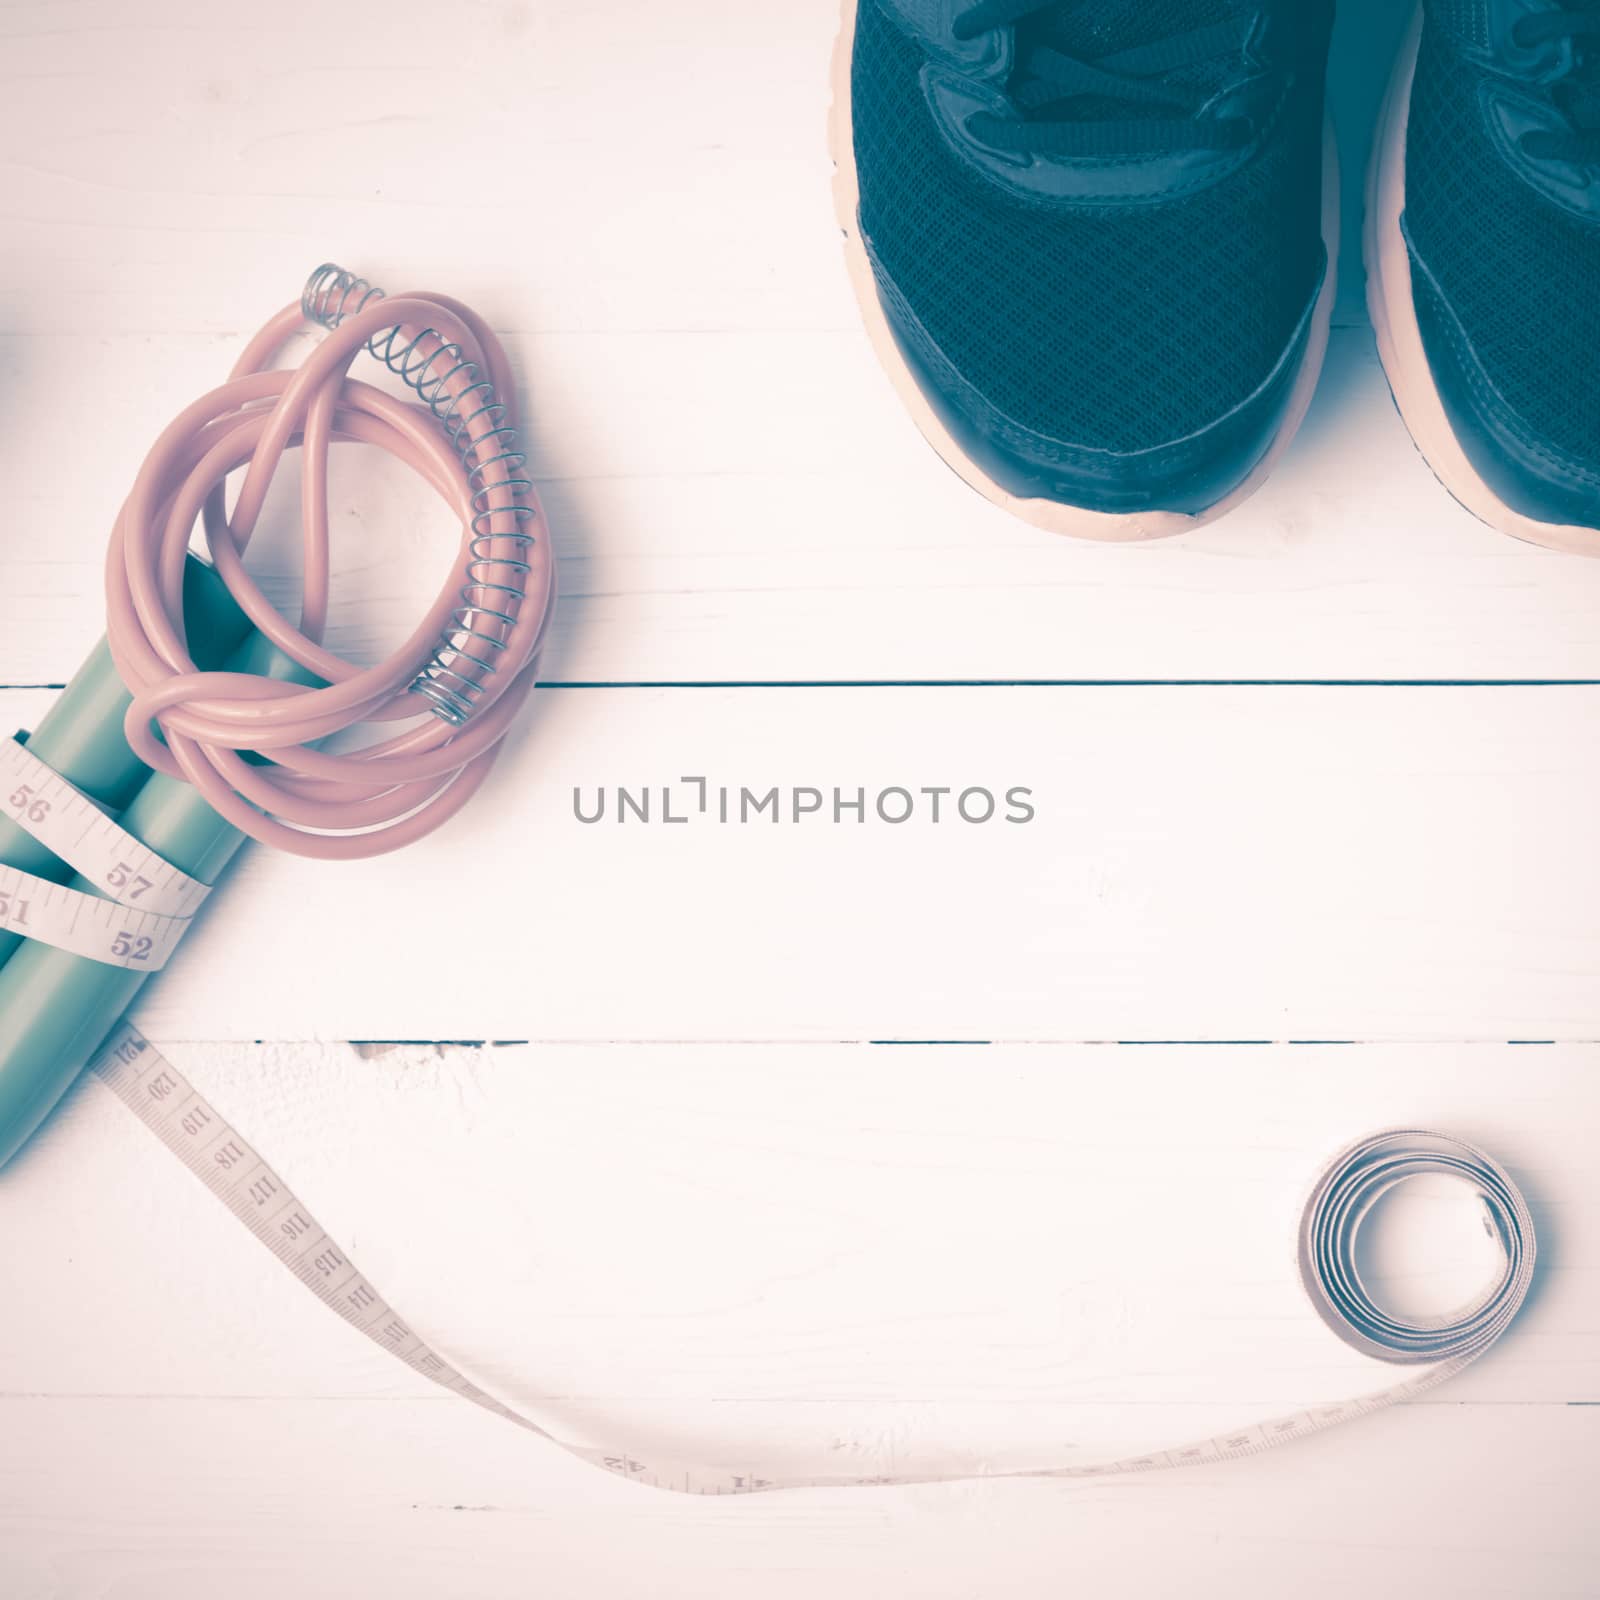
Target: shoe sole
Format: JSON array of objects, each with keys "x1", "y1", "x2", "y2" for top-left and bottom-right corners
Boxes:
[
  {"x1": 1366, "y1": 3, "x2": 1598, "y2": 556},
  {"x1": 827, "y1": 0, "x2": 1341, "y2": 542}
]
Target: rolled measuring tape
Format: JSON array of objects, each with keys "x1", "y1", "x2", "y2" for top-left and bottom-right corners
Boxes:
[{"x1": 83, "y1": 1012, "x2": 1538, "y2": 1496}]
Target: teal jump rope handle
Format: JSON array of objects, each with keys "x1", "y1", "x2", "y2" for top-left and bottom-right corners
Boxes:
[
  {"x1": 0, "y1": 558, "x2": 251, "y2": 971},
  {"x1": 0, "y1": 588, "x2": 310, "y2": 1171},
  {"x1": 0, "y1": 765, "x2": 247, "y2": 1169}
]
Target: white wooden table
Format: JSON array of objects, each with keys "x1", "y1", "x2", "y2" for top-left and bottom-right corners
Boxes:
[{"x1": 2, "y1": 3, "x2": 1596, "y2": 1596}]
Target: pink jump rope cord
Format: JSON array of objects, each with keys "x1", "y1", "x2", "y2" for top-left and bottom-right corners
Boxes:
[{"x1": 104, "y1": 271, "x2": 555, "y2": 859}]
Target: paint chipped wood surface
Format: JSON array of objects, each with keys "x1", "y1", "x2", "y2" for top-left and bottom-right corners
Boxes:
[{"x1": 2, "y1": 1, "x2": 1596, "y2": 1596}]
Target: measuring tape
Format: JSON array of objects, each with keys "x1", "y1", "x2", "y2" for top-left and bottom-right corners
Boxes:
[
  {"x1": 3, "y1": 734, "x2": 1541, "y2": 1494},
  {"x1": 1, "y1": 736, "x2": 209, "y2": 969},
  {"x1": 87, "y1": 1020, "x2": 1538, "y2": 1495}
]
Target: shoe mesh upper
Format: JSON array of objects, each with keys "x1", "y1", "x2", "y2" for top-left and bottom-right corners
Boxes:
[
  {"x1": 1405, "y1": 20, "x2": 1600, "y2": 470},
  {"x1": 849, "y1": 0, "x2": 1329, "y2": 455}
]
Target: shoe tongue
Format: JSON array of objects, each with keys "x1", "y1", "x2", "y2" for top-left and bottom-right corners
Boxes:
[
  {"x1": 1015, "y1": 0, "x2": 1255, "y2": 120},
  {"x1": 1022, "y1": 0, "x2": 1253, "y2": 58}
]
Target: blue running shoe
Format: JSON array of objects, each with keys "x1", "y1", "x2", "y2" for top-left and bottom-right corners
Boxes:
[
  {"x1": 1370, "y1": 3, "x2": 1600, "y2": 554},
  {"x1": 831, "y1": 0, "x2": 1339, "y2": 539}
]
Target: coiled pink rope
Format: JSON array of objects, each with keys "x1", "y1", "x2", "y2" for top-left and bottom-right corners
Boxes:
[{"x1": 105, "y1": 287, "x2": 554, "y2": 859}]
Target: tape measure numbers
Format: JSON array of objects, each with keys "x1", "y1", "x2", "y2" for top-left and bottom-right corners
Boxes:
[{"x1": 0, "y1": 736, "x2": 211, "y2": 969}]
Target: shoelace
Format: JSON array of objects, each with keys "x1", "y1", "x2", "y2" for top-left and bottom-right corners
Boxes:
[
  {"x1": 1512, "y1": 6, "x2": 1600, "y2": 163},
  {"x1": 950, "y1": 0, "x2": 1259, "y2": 158}
]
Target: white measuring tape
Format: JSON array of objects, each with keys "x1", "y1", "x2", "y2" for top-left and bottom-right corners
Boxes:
[
  {"x1": 3, "y1": 733, "x2": 1542, "y2": 1494},
  {"x1": 1, "y1": 736, "x2": 210, "y2": 969},
  {"x1": 87, "y1": 1022, "x2": 1538, "y2": 1495}
]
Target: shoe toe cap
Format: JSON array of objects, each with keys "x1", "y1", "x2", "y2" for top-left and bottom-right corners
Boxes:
[
  {"x1": 868, "y1": 241, "x2": 1329, "y2": 519},
  {"x1": 1407, "y1": 236, "x2": 1600, "y2": 534}
]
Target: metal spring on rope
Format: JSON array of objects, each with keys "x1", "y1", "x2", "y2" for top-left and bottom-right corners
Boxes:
[{"x1": 300, "y1": 263, "x2": 538, "y2": 727}]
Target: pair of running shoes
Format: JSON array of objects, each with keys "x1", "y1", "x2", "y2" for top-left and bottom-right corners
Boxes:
[{"x1": 834, "y1": 0, "x2": 1600, "y2": 553}]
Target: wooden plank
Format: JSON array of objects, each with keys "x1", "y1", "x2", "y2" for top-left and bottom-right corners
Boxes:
[
  {"x1": 4, "y1": 5, "x2": 1597, "y2": 687},
  {"x1": 4, "y1": 1037, "x2": 1593, "y2": 1412},
  {"x1": 0, "y1": 1040, "x2": 1594, "y2": 1594},
  {"x1": 0, "y1": 0, "x2": 1397, "y2": 339},
  {"x1": 0, "y1": 683, "x2": 1587, "y2": 1042},
  {"x1": 6, "y1": 329, "x2": 1600, "y2": 687},
  {"x1": 9, "y1": 1036, "x2": 1587, "y2": 1401},
  {"x1": 1, "y1": 1397, "x2": 1593, "y2": 1600}
]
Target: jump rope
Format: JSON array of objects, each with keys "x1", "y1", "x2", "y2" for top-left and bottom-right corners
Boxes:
[
  {"x1": 0, "y1": 267, "x2": 1540, "y2": 1494},
  {"x1": 0, "y1": 265, "x2": 552, "y2": 1165}
]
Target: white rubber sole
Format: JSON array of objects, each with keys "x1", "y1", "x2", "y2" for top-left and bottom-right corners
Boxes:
[
  {"x1": 827, "y1": 0, "x2": 1340, "y2": 542},
  {"x1": 1366, "y1": 4, "x2": 1599, "y2": 556}
]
